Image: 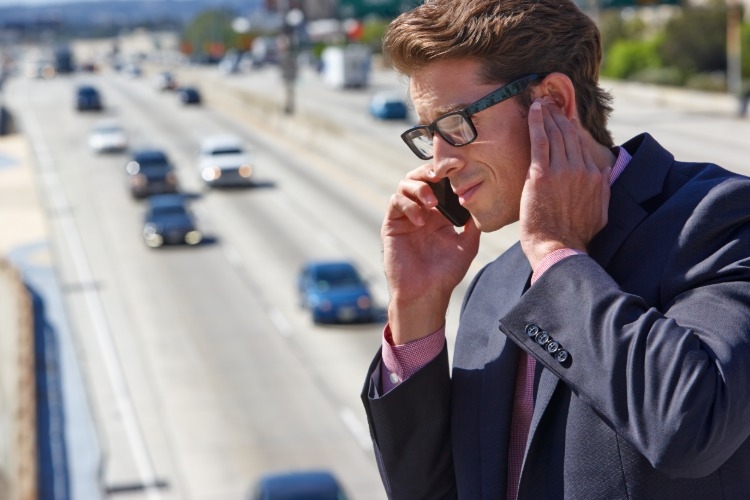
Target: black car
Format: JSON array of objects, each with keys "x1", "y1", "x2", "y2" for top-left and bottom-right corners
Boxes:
[
  {"x1": 142, "y1": 194, "x2": 202, "y2": 248},
  {"x1": 126, "y1": 149, "x2": 179, "y2": 199},
  {"x1": 75, "y1": 85, "x2": 102, "y2": 111},
  {"x1": 178, "y1": 86, "x2": 202, "y2": 105}
]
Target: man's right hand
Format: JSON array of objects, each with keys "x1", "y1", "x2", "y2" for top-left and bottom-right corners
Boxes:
[{"x1": 382, "y1": 166, "x2": 481, "y2": 345}]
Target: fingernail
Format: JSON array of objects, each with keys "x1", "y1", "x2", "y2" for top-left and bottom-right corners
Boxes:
[{"x1": 531, "y1": 101, "x2": 542, "y2": 111}]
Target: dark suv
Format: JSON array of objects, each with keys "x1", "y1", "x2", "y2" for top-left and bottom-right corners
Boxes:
[
  {"x1": 75, "y1": 85, "x2": 102, "y2": 111},
  {"x1": 125, "y1": 149, "x2": 179, "y2": 199}
]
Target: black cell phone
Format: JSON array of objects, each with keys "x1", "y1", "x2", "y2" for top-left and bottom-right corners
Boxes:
[{"x1": 427, "y1": 178, "x2": 471, "y2": 227}]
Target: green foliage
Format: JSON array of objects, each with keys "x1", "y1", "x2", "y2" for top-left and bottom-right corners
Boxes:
[
  {"x1": 181, "y1": 9, "x2": 247, "y2": 58},
  {"x1": 684, "y1": 71, "x2": 727, "y2": 91},
  {"x1": 659, "y1": 5, "x2": 727, "y2": 75},
  {"x1": 598, "y1": 10, "x2": 649, "y2": 52},
  {"x1": 630, "y1": 66, "x2": 684, "y2": 86},
  {"x1": 601, "y1": 36, "x2": 662, "y2": 79},
  {"x1": 743, "y1": 22, "x2": 750, "y2": 79},
  {"x1": 360, "y1": 18, "x2": 391, "y2": 54}
]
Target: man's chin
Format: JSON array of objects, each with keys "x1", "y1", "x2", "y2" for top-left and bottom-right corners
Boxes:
[{"x1": 473, "y1": 213, "x2": 516, "y2": 233}]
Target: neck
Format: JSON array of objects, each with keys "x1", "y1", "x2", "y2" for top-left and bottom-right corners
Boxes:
[{"x1": 586, "y1": 137, "x2": 618, "y2": 173}]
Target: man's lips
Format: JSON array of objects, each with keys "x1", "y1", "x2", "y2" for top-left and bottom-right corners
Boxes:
[{"x1": 455, "y1": 182, "x2": 481, "y2": 205}]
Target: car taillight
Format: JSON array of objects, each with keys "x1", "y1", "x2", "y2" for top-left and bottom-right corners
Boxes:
[
  {"x1": 357, "y1": 296, "x2": 371, "y2": 309},
  {"x1": 239, "y1": 165, "x2": 253, "y2": 178},
  {"x1": 131, "y1": 174, "x2": 146, "y2": 187}
]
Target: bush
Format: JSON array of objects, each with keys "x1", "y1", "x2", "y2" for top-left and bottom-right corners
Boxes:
[
  {"x1": 659, "y1": 4, "x2": 727, "y2": 76},
  {"x1": 684, "y1": 71, "x2": 727, "y2": 92},
  {"x1": 743, "y1": 22, "x2": 750, "y2": 79},
  {"x1": 630, "y1": 67, "x2": 685, "y2": 86},
  {"x1": 602, "y1": 36, "x2": 662, "y2": 80}
]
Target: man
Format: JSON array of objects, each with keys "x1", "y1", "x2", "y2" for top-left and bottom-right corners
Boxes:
[{"x1": 360, "y1": 0, "x2": 750, "y2": 498}]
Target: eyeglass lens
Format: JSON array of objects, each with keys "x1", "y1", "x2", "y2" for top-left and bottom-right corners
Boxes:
[{"x1": 404, "y1": 113, "x2": 476, "y2": 159}]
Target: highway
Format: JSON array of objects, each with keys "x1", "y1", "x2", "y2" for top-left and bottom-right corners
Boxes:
[{"x1": 4, "y1": 56, "x2": 750, "y2": 500}]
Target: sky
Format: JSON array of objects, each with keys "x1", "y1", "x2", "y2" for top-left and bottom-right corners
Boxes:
[{"x1": 0, "y1": 0, "x2": 172, "y2": 6}]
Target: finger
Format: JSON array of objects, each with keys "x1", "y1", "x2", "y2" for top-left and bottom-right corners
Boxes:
[
  {"x1": 527, "y1": 101, "x2": 550, "y2": 178},
  {"x1": 545, "y1": 102, "x2": 584, "y2": 168},
  {"x1": 385, "y1": 179, "x2": 439, "y2": 226},
  {"x1": 580, "y1": 138, "x2": 602, "y2": 174}
]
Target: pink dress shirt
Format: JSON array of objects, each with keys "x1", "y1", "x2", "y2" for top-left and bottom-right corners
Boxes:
[{"x1": 379, "y1": 146, "x2": 632, "y2": 498}]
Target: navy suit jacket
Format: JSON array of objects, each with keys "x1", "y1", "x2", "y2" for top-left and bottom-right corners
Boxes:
[{"x1": 362, "y1": 134, "x2": 750, "y2": 499}]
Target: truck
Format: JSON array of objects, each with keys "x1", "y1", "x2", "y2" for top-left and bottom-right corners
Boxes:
[{"x1": 321, "y1": 45, "x2": 371, "y2": 89}]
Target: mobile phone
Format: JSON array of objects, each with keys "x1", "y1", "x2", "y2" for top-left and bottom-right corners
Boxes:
[{"x1": 427, "y1": 178, "x2": 471, "y2": 227}]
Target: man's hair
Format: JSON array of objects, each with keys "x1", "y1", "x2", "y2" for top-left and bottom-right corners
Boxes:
[{"x1": 383, "y1": 0, "x2": 614, "y2": 146}]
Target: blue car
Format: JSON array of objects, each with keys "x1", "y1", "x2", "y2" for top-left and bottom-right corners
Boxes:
[
  {"x1": 369, "y1": 91, "x2": 408, "y2": 120},
  {"x1": 249, "y1": 470, "x2": 348, "y2": 500},
  {"x1": 297, "y1": 261, "x2": 374, "y2": 324}
]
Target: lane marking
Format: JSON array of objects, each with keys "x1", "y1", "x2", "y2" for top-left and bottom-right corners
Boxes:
[
  {"x1": 339, "y1": 406, "x2": 373, "y2": 452},
  {"x1": 269, "y1": 308, "x2": 293, "y2": 337},
  {"x1": 25, "y1": 111, "x2": 164, "y2": 500}
]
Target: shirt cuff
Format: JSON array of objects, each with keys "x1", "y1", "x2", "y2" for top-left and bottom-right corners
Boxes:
[
  {"x1": 380, "y1": 323, "x2": 446, "y2": 393},
  {"x1": 530, "y1": 248, "x2": 585, "y2": 284}
]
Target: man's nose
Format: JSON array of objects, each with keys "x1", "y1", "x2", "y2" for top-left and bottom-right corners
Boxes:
[{"x1": 431, "y1": 134, "x2": 465, "y2": 178}]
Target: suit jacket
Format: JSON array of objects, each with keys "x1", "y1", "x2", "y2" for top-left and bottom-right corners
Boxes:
[{"x1": 362, "y1": 133, "x2": 750, "y2": 499}]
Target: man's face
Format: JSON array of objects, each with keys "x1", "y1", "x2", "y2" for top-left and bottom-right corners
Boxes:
[{"x1": 409, "y1": 59, "x2": 533, "y2": 232}]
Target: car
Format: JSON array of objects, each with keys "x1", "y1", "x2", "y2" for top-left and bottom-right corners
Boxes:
[
  {"x1": 142, "y1": 194, "x2": 202, "y2": 248},
  {"x1": 196, "y1": 134, "x2": 255, "y2": 187},
  {"x1": 178, "y1": 86, "x2": 202, "y2": 105},
  {"x1": 154, "y1": 71, "x2": 178, "y2": 91},
  {"x1": 125, "y1": 149, "x2": 179, "y2": 199},
  {"x1": 75, "y1": 84, "x2": 103, "y2": 111},
  {"x1": 297, "y1": 260, "x2": 374, "y2": 324},
  {"x1": 88, "y1": 120, "x2": 128, "y2": 153},
  {"x1": 369, "y1": 91, "x2": 408, "y2": 120},
  {"x1": 248, "y1": 470, "x2": 348, "y2": 500}
]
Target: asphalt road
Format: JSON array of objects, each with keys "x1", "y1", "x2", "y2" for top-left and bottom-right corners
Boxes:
[{"x1": 4, "y1": 56, "x2": 750, "y2": 500}]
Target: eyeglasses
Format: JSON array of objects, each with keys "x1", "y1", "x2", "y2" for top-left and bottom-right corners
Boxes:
[{"x1": 400, "y1": 73, "x2": 548, "y2": 160}]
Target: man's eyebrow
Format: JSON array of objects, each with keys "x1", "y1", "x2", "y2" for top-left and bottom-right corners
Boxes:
[{"x1": 420, "y1": 102, "x2": 470, "y2": 125}]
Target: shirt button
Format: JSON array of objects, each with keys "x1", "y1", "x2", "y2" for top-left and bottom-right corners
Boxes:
[{"x1": 389, "y1": 372, "x2": 401, "y2": 384}]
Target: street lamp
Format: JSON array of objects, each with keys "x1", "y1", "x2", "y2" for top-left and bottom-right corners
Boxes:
[{"x1": 279, "y1": 7, "x2": 304, "y2": 115}]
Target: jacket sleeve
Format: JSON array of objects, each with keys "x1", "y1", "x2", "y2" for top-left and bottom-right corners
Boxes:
[
  {"x1": 361, "y1": 345, "x2": 457, "y2": 500},
  {"x1": 499, "y1": 178, "x2": 750, "y2": 478}
]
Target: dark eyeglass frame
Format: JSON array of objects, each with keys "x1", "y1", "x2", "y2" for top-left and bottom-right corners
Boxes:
[{"x1": 400, "y1": 73, "x2": 549, "y2": 160}]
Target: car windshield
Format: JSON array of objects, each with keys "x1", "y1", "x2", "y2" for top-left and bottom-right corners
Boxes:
[
  {"x1": 315, "y1": 266, "x2": 362, "y2": 290},
  {"x1": 136, "y1": 154, "x2": 168, "y2": 166},
  {"x1": 209, "y1": 147, "x2": 243, "y2": 155},
  {"x1": 140, "y1": 162, "x2": 170, "y2": 171},
  {"x1": 153, "y1": 206, "x2": 187, "y2": 217},
  {"x1": 96, "y1": 126, "x2": 122, "y2": 134}
]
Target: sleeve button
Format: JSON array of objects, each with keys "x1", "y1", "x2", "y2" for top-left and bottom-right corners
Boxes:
[
  {"x1": 536, "y1": 331, "x2": 550, "y2": 346},
  {"x1": 555, "y1": 349, "x2": 569, "y2": 364},
  {"x1": 546, "y1": 340, "x2": 560, "y2": 354},
  {"x1": 525, "y1": 324, "x2": 540, "y2": 338}
]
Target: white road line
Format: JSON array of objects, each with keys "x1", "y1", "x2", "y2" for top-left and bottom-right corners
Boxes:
[
  {"x1": 25, "y1": 113, "x2": 163, "y2": 500},
  {"x1": 339, "y1": 406, "x2": 373, "y2": 452},
  {"x1": 269, "y1": 308, "x2": 293, "y2": 337},
  {"x1": 222, "y1": 244, "x2": 243, "y2": 267}
]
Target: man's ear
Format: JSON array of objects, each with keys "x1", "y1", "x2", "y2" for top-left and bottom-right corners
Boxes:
[{"x1": 532, "y1": 72, "x2": 577, "y2": 120}]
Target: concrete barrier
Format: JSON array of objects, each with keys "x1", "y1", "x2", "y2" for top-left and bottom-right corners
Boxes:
[{"x1": 0, "y1": 258, "x2": 37, "y2": 500}]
